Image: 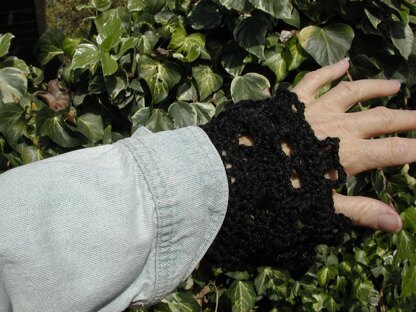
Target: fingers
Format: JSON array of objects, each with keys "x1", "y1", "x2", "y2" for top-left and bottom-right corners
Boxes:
[
  {"x1": 315, "y1": 79, "x2": 401, "y2": 113},
  {"x1": 292, "y1": 58, "x2": 350, "y2": 104},
  {"x1": 340, "y1": 137, "x2": 416, "y2": 176},
  {"x1": 341, "y1": 107, "x2": 416, "y2": 138},
  {"x1": 333, "y1": 193, "x2": 402, "y2": 232}
]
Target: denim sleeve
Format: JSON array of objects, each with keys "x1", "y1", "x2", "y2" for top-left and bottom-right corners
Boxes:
[{"x1": 0, "y1": 126, "x2": 228, "y2": 312}]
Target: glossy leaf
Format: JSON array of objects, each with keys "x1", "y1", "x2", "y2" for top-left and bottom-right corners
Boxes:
[
  {"x1": 72, "y1": 44, "x2": 100, "y2": 73},
  {"x1": 389, "y1": 21, "x2": 414, "y2": 59},
  {"x1": 188, "y1": 0, "x2": 222, "y2": 30},
  {"x1": 227, "y1": 280, "x2": 257, "y2": 312},
  {"x1": 192, "y1": 65, "x2": 223, "y2": 100},
  {"x1": 169, "y1": 28, "x2": 206, "y2": 63},
  {"x1": 76, "y1": 113, "x2": 104, "y2": 143},
  {"x1": 0, "y1": 33, "x2": 14, "y2": 58},
  {"x1": 219, "y1": 0, "x2": 247, "y2": 11},
  {"x1": 137, "y1": 55, "x2": 181, "y2": 104},
  {"x1": 0, "y1": 68, "x2": 28, "y2": 103},
  {"x1": 34, "y1": 28, "x2": 65, "y2": 65},
  {"x1": 298, "y1": 24, "x2": 355, "y2": 66},
  {"x1": 231, "y1": 73, "x2": 271, "y2": 103},
  {"x1": 168, "y1": 101, "x2": 197, "y2": 128},
  {"x1": 248, "y1": 0, "x2": 300, "y2": 27}
]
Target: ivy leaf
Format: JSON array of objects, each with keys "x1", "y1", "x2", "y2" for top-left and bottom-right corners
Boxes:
[
  {"x1": 169, "y1": 28, "x2": 206, "y2": 63},
  {"x1": 76, "y1": 113, "x2": 104, "y2": 144},
  {"x1": 395, "y1": 230, "x2": 416, "y2": 262},
  {"x1": 0, "y1": 33, "x2": 14, "y2": 58},
  {"x1": 219, "y1": 0, "x2": 247, "y2": 12},
  {"x1": 286, "y1": 36, "x2": 308, "y2": 71},
  {"x1": 402, "y1": 207, "x2": 416, "y2": 233},
  {"x1": 131, "y1": 107, "x2": 174, "y2": 132},
  {"x1": 401, "y1": 262, "x2": 416, "y2": 298},
  {"x1": 350, "y1": 54, "x2": 382, "y2": 79},
  {"x1": 231, "y1": 73, "x2": 271, "y2": 103},
  {"x1": 194, "y1": 102, "x2": 215, "y2": 125},
  {"x1": 154, "y1": 291, "x2": 200, "y2": 312},
  {"x1": 20, "y1": 145, "x2": 43, "y2": 164},
  {"x1": 221, "y1": 41, "x2": 247, "y2": 76},
  {"x1": 99, "y1": 48, "x2": 118, "y2": 76},
  {"x1": 188, "y1": 0, "x2": 222, "y2": 30},
  {"x1": 72, "y1": 43, "x2": 100, "y2": 73},
  {"x1": 0, "y1": 103, "x2": 27, "y2": 147},
  {"x1": 192, "y1": 65, "x2": 223, "y2": 100},
  {"x1": 254, "y1": 267, "x2": 276, "y2": 295},
  {"x1": 36, "y1": 108, "x2": 84, "y2": 148},
  {"x1": 317, "y1": 265, "x2": 338, "y2": 287},
  {"x1": 298, "y1": 24, "x2": 355, "y2": 66},
  {"x1": 248, "y1": 0, "x2": 300, "y2": 28},
  {"x1": 62, "y1": 38, "x2": 81, "y2": 57},
  {"x1": 127, "y1": 0, "x2": 146, "y2": 11},
  {"x1": 137, "y1": 55, "x2": 181, "y2": 104},
  {"x1": 0, "y1": 67, "x2": 28, "y2": 103},
  {"x1": 389, "y1": 21, "x2": 414, "y2": 60},
  {"x1": 34, "y1": 28, "x2": 65, "y2": 66},
  {"x1": 115, "y1": 37, "x2": 140, "y2": 59},
  {"x1": 137, "y1": 31, "x2": 159, "y2": 54},
  {"x1": 263, "y1": 45, "x2": 290, "y2": 82},
  {"x1": 228, "y1": 280, "x2": 257, "y2": 312},
  {"x1": 233, "y1": 14, "x2": 272, "y2": 60},
  {"x1": 95, "y1": 9, "x2": 123, "y2": 52},
  {"x1": 168, "y1": 101, "x2": 197, "y2": 128},
  {"x1": 78, "y1": 0, "x2": 112, "y2": 11}
]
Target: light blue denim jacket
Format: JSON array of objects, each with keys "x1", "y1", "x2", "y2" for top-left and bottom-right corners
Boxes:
[{"x1": 0, "y1": 126, "x2": 229, "y2": 312}]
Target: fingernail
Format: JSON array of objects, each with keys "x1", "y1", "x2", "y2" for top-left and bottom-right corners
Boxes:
[
  {"x1": 340, "y1": 57, "x2": 350, "y2": 65},
  {"x1": 390, "y1": 80, "x2": 401, "y2": 89},
  {"x1": 377, "y1": 213, "x2": 402, "y2": 233}
]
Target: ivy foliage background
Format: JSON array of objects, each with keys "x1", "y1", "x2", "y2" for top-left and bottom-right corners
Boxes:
[{"x1": 1, "y1": 0, "x2": 416, "y2": 310}]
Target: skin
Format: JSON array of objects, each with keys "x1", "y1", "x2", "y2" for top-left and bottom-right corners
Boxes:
[
  {"x1": 294, "y1": 58, "x2": 407, "y2": 233},
  {"x1": 242, "y1": 58, "x2": 409, "y2": 233}
]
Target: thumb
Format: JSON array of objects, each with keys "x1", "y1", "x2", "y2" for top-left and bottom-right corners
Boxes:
[{"x1": 333, "y1": 193, "x2": 403, "y2": 233}]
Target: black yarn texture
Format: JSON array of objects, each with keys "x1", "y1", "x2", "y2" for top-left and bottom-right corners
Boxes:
[{"x1": 200, "y1": 89, "x2": 351, "y2": 275}]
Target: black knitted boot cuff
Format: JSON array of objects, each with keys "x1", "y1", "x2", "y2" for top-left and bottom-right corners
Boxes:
[{"x1": 200, "y1": 89, "x2": 351, "y2": 276}]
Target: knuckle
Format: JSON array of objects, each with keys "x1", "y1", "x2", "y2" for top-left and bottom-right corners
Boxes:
[
  {"x1": 374, "y1": 106, "x2": 394, "y2": 128},
  {"x1": 304, "y1": 71, "x2": 320, "y2": 81},
  {"x1": 338, "y1": 81, "x2": 357, "y2": 96}
]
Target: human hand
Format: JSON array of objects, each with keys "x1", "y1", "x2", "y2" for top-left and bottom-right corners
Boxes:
[{"x1": 292, "y1": 58, "x2": 409, "y2": 233}]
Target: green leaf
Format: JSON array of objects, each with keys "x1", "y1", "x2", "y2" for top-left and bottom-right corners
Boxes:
[
  {"x1": 219, "y1": 0, "x2": 247, "y2": 11},
  {"x1": 0, "y1": 33, "x2": 14, "y2": 58},
  {"x1": 0, "y1": 102, "x2": 27, "y2": 146},
  {"x1": 188, "y1": 0, "x2": 222, "y2": 30},
  {"x1": 317, "y1": 266, "x2": 338, "y2": 287},
  {"x1": 231, "y1": 73, "x2": 271, "y2": 103},
  {"x1": 254, "y1": 267, "x2": 276, "y2": 295},
  {"x1": 76, "y1": 113, "x2": 104, "y2": 144},
  {"x1": 233, "y1": 14, "x2": 272, "y2": 60},
  {"x1": 168, "y1": 101, "x2": 197, "y2": 128},
  {"x1": 95, "y1": 9, "x2": 123, "y2": 52},
  {"x1": 286, "y1": 36, "x2": 308, "y2": 71},
  {"x1": 137, "y1": 55, "x2": 181, "y2": 104},
  {"x1": 72, "y1": 44, "x2": 100, "y2": 73},
  {"x1": 390, "y1": 21, "x2": 414, "y2": 59},
  {"x1": 127, "y1": 0, "x2": 146, "y2": 11},
  {"x1": 298, "y1": 24, "x2": 355, "y2": 66},
  {"x1": 62, "y1": 38, "x2": 81, "y2": 57},
  {"x1": 99, "y1": 49, "x2": 118, "y2": 76},
  {"x1": 169, "y1": 28, "x2": 206, "y2": 63},
  {"x1": 137, "y1": 31, "x2": 159, "y2": 54},
  {"x1": 0, "y1": 68, "x2": 28, "y2": 103},
  {"x1": 192, "y1": 65, "x2": 223, "y2": 100},
  {"x1": 221, "y1": 41, "x2": 247, "y2": 76},
  {"x1": 365, "y1": 9, "x2": 382, "y2": 30},
  {"x1": 227, "y1": 280, "x2": 257, "y2": 312},
  {"x1": 350, "y1": 55, "x2": 382, "y2": 79},
  {"x1": 194, "y1": 102, "x2": 215, "y2": 125},
  {"x1": 263, "y1": 45, "x2": 289, "y2": 82},
  {"x1": 3, "y1": 57, "x2": 30, "y2": 74},
  {"x1": 34, "y1": 28, "x2": 65, "y2": 66},
  {"x1": 395, "y1": 230, "x2": 416, "y2": 262},
  {"x1": 248, "y1": 0, "x2": 300, "y2": 28},
  {"x1": 402, "y1": 207, "x2": 416, "y2": 233},
  {"x1": 155, "y1": 291, "x2": 200, "y2": 312},
  {"x1": 36, "y1": 108, "x2": 84, "y2": 148},
  {"x1": 401, "y1": 263, "x2": 416, "y2": 298},
  {"x1": 81, "y1": 0, "x2": 111, "y2": 11},
  {"x1": 20, "y1": 145, "x2": 43, "y2": 164}
]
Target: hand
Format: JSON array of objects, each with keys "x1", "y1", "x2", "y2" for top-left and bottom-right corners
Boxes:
[{"x1": 292, "y1": 58, "x2": 410, "y2": 233}]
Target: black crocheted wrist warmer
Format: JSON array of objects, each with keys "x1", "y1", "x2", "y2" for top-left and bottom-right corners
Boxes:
[{"x1": 200, "y1": 89, "x2": 351, "y2": 275}]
